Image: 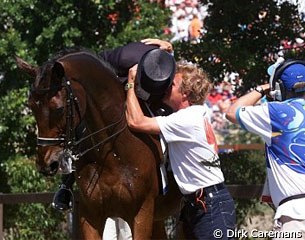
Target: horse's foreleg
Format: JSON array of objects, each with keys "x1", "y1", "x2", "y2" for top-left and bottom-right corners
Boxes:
[
  {"x1": 79, "y1": 216, "x2": 104, "y2": 240},
  {"x1": 152, "y1": 220, "x2": 168, "y2": 239},
  {"x1": 132, "y1": 197, "x2": 155, "y2": 240}
]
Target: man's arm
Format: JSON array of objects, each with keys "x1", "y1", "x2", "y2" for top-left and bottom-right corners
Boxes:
[
  {"x1": 141, "y1": 38, "x2": 173, "y2": 54},
  {"x1": 225, "y1": 84, "x2": 270, "y2": 123},
  {"x1": 125, "y1": 65, "x2": 161, "y2": 134}
]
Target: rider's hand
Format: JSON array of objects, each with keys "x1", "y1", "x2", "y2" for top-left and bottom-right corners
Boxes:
[
  {"x1": 128, "y1": 64, "x2": 138, "y2": 84},
  {"x1": 141, "y1": 38, "x2": 173, "y2": 53}
]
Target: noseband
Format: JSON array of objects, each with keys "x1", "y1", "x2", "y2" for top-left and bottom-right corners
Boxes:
[
  {"x1": 37, "y1": 137, "x2": 65, "y2": 147},
  {"x1": 35, "y1": 76, "x2": 127, "y2": 169}
]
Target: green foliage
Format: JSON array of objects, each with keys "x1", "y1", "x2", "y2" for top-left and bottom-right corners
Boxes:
[
  {"x1": 0, "y1": 1, "x2": 171, "y2": 238},
  {"x1": 104, "y1": 0, "x2": 172, "y2": 48},
  {"x1": 0, "y1": 87, "x2": 36, "y2": 160},
  {"x1": 221, "y1": 149, "x2": 266, "y2": 226},
  {"x1": 219, "y1": 121, "x2": 266, "y2": 226},
  {"x1": 1, "y1": 0, "x2": 302, "y2": 236},
  {"x1": 174, "y1": 0, "x2": 305, "y2": 94},
  {"x1": 0, "y1": 0, "x2": 171, "y2": 94},
  {"x1": 3, "y1": 155, "x2": 65, "y2": 240},
  {"x1": 224, "y1": 122, "x2": 263, "y2": 145},
  {"x1": 221, "y1": 150, "x2": 265, "y2": 185}
]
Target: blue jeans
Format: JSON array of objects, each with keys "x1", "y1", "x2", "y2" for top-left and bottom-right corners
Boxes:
[{"x1": 180, "y1": 184, "x2": 236, "y2": 239}]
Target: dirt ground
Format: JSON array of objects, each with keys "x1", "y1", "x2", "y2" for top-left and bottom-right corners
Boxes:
[{"x1": 240, "y1": 204, "x2": 274, "y2": 239}]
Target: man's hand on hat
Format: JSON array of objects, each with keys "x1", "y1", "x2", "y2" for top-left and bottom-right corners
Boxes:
[
  {"x1": 125, "y1": 64, "x2": 138, "y2": 91},
  {"x1": 141, "y1": 38, "x2": 173, "y2": 53},
  {"x1": 128, "y1": 64, "x2": 138, "y2": 84}
]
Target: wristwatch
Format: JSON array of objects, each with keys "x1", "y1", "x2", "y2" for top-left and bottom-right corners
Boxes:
[
  {"x1": 254, "y1": 86, "x2": 265, "y2": 97},
  {"x1": 124, "y1": 83, "x2": 134, "y2": 91}
]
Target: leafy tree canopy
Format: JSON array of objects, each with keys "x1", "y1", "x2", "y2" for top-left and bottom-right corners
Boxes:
[
  {"x1": 174, "y1": 0, "x2": 305, "y2": 94},
  {"x1": 0, "y1": 0, "x2": 171, "y2": 94},
  {"x1": 0, "y1": 2, "x2": 171, "y2": 238},
  {"x1": 1, "y1": 1, "x2": 302, "y2": 237},
  {"x1": 0, "y1": 0, "x2": 171, "y2": 158}
]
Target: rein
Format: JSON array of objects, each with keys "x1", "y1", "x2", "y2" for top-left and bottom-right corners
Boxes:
[
  {"x1": 74, "y1": 108, "x2": 126, "y2": 158},
  {"x1": 36, "y1": 76, "x2": 127, "y2": 163}
]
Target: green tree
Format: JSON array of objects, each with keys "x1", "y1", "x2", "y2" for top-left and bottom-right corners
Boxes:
[
  {"x1": 0, "y1": 0, "x2": 171, "y2": 94},
  {"x1": 0, "y1": 1, "x2": 171, "y2": 239},
  {"x1": 174, "y1": 0, "x2": 305, "y2": 94},
  {"x1": 220, "y1": 149, "x2": 266, "y2": 226},
  {"x1": 3, "y1": 156, "x2": 65, "y2": 240},
  {"x1": 171, "y1": 0, "x2": 305, "y2": 228},
  {"x1": 0, "y1": 0, "x2": 171, "y2": 156},
  {"x1": 0, "y1": 0, "x2": 171, "y2": 159},
  {"x1": 2, "y1": 0, "x2": 304, "y2": 237}
]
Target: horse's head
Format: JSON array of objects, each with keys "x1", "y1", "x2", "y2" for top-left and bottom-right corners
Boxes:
[{"x1": 16, "y1": 56, "x2": 86, "y2": 176}]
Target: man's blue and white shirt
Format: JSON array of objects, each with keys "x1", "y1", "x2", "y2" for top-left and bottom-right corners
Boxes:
[{"x1": 237, "y1": 98, "x2": 305, "y2": 220}]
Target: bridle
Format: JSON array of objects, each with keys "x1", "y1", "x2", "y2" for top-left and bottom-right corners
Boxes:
[{"x1": 33, "y1": 76, "x2": 127, "y2": 170}]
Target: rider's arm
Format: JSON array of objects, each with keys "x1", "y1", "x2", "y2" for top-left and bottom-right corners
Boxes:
[
  {"x1": 125, "y1": 65, "x2": 161, "y2": 135},
  {"x1": 141, "y1": 38, "x2": 173, "y2": 54}
]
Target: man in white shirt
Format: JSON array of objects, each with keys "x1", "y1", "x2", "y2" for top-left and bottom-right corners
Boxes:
[{"x1": 126, "y1": 58, "x2": 236, "y2": 239}]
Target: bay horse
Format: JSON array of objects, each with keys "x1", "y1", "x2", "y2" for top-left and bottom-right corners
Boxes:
[{"x1": 16, "y1": 49, "x2": 182, "y2": 239}]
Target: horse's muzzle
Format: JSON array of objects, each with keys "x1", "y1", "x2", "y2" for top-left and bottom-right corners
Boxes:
[
  {"x1": 38, "y1": 161, "x2": 59, "y2": 176},
  {"x1": 37, "y1": 147, "x2": 63, "y2": 176}
]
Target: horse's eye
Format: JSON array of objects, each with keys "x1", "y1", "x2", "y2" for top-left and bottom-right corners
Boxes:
[
  {"x1": 28, "y1": 97, "x2": 39, "y2": 109},
  {"x1": 50, "y1": 107, "x2": 65, "y2": 118}
]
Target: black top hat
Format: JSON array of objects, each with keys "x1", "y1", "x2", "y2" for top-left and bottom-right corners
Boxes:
[{"x1": 136, "y1": 48, "x2": 176, "y2": 100}]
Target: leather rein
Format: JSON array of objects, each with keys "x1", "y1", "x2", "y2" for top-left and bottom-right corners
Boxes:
[{"x1": 34, "y1": 76, "x2": 127, "y2": 165}]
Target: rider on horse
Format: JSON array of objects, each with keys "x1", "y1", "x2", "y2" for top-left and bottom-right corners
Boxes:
[{"x1": 52, "y1": 39, "x2": 176, "y2": 211}]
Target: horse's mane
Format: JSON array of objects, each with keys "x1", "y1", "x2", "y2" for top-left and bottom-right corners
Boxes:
[
  {"x1": 44, "y1": 47, "x2": 116, "y2": 75},
  {"x1": 33, "y1": 47, "x2": 118, "y2": 90}
]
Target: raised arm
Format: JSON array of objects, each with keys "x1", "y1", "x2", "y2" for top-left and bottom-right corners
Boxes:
[
  {"x1": 225, "y1": 83, "x2": 270, "y2": 123},
  {"x1": 141, "y1": 38, "x2": 173, "y2": 54},
  {"x1": 125, "y1": 65, "x2": 161, "y2": 134}
]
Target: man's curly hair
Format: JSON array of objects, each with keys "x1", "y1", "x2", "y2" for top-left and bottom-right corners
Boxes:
[{"x1": 176, "y1": 60, "x2": 211, "y2": 105}]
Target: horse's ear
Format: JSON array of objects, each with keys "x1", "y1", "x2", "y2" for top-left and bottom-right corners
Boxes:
[
  {"x1": 51, "y1": 62, "x2": 65, "y2": 88},
  {"x1": 15, "y1": 56, "x2": 37, "y2": 78},
  {"x1": 52, "y1": 61, "x2": 65, "y2": 79}
]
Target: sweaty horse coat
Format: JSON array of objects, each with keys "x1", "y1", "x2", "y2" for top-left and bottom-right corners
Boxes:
[{"x1": 16, "y1": 50, "x2": 182, "y2": 239}]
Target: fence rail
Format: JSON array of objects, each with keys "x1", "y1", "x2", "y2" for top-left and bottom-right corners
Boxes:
[
  {"x1": 218, "y1": 143, "x2": 264, "y2": 151},
  {"x1": 0, "y1": 185, "x2": 263, "y2": 240},
  {"x1": 0, "y1": 144, "x2": 266, "y2": 239}
]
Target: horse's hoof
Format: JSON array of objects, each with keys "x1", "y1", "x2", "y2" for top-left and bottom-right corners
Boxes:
[{"x1": 52, "y1": 185, "x2": 74, "y2": 212}]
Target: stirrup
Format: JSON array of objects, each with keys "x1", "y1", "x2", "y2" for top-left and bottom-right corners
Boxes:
[{"x1": 52, "y1": 185, "x2": 74, "y2": 212}]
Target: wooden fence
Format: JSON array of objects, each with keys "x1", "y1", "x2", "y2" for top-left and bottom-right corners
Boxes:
[
  {"x1": 0, "y1": 144, "x2": 265, "y2": 239},
  {"x1": 0, "y1": 185, "x2": 264, "y2": 240},
  {"x1": 0, "y1": 192, "x2": 81, "y2": 240}
]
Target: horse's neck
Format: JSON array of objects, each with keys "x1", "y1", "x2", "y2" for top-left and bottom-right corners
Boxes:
[
  {"x1": 69, "y1": 56, "x2": 125, "y2": 125},
  {"x1": 85, "y1": 80, "x2": 124, "y2": 126},
  {"x1": 65, "y1": 54, "x2": 162, "y2": 162}
]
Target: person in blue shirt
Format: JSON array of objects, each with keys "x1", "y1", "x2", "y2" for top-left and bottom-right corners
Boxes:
[{"x1": 226, "y1": 58, "x2": 305, "y2": 239}]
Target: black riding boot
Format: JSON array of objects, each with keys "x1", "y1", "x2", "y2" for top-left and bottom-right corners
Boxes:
[{"x1": 52, "y1": 173, "x2": 75, "y2": 211}]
